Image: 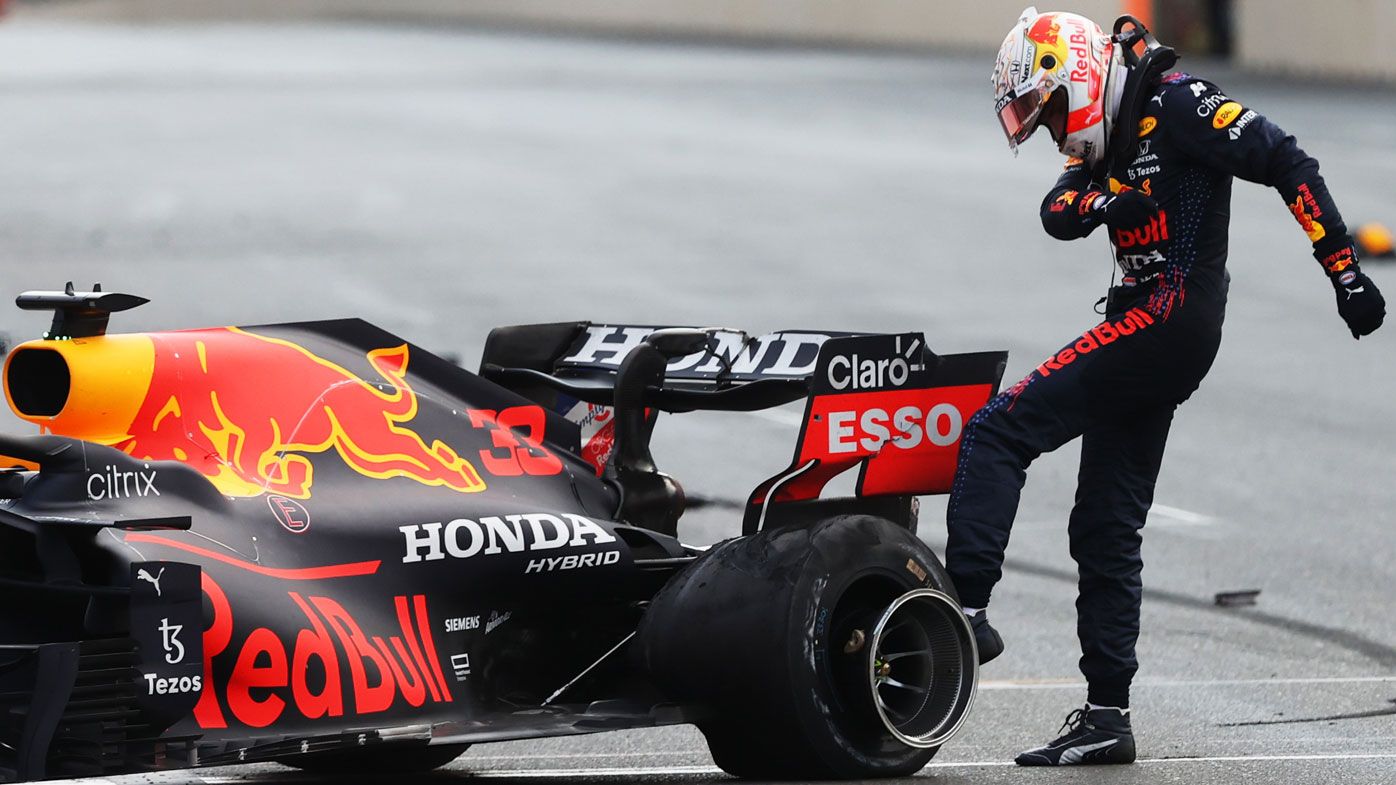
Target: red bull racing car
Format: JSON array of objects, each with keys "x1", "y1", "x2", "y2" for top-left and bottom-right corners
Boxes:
[{"x1": 0, "y1": 284, "x2": 1006, "y2": 781}]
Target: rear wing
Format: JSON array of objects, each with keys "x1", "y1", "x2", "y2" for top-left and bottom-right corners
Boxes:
[
  {"x1": 482, "y1": 323, "x2": 1007, "y2": 507},
  {"x1": 483, "y1": 324, "x2": 846, "y2": 474},
  {"x1": 482, "y1": 323, "x2": 851, "y2": 409}
]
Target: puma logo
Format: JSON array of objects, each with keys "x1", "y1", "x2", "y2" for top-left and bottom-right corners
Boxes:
[
  {"x1": 1060, "y1": 738, "x2": 1119, "y2": 764},
  {"x1": 137, "y1": 566, "x2": 165, "y2": 597}
]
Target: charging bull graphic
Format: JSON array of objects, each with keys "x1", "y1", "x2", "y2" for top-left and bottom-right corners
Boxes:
[
  {"x1": 1026, "y1": 15, "x2": 1061, "y2": 47},
  {"x1": 1, "y1": 327, "x2": 488, "y2": 499},
  {"x1": 1024, "y1": 13, "x2": 1104, "y2": 134},
  {"x1": 108, "y1": 327, "x2": 486, "y2": 498}
]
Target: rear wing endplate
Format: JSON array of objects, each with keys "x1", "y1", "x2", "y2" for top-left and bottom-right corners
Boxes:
[{"x1": 745, "y1": 333, "x2": 1006, "y2": 531}]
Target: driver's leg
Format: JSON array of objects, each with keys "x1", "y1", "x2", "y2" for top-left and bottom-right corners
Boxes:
[
  {"x1": 942, "y1": 377, "x2": 1079, "y2": 612},
  {"x1": 944, "y1": 307, "x2": 1162, "y2": 612},
  {"x1": 1068, "y1": 406, "x2": 1175, "y2": 710}
]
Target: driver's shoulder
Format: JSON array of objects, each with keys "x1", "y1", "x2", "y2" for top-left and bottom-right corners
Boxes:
[{"x1": 1148, "y1": 72, "x2": 1231, "y2": 116}]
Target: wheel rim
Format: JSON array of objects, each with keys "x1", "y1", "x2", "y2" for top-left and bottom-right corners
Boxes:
[{"x1": 864, "y1": 588, "x2": 977, "y2": 748}]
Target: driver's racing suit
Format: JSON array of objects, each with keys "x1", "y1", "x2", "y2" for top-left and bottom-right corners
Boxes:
[{"x1": 944, "y1": 72, "x2": 1369, "y2": 709}]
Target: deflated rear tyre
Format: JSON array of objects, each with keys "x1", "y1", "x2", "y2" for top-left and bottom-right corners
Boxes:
[{"x1": 638, "y1": 515, "x2": 977, "y2": 779}]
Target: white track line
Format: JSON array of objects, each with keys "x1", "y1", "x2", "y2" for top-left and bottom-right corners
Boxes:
[
  {"x1": 979, "y1": 675, "x2": 1396, "y2": 690},
  {"x1": 1150, "y1": 503, "x2": 1212, "y2": 525},
  {"x1": 459, "y1": 737, "x2": 1396, "y2": 763},
  {"x1": 932, "y1": 752, "x2": 1396, "y2": 767},
  {"x1": 40, "y1": 675, "x2": 1396, "y2": 783},
  {"x1": 455, "y1": 766, "x2": 722, "y2": 778},
  {"x1": 412, "y1": 752, "x2": 1396, "y2": 778},
  {"x1": 47, "y1": 751, "x2": 1396, "y2": 784}
]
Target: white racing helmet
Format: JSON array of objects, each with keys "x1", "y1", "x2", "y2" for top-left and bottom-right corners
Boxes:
[{"x1": 992, "y1": 7, "x2": 1125, "y2": 165}]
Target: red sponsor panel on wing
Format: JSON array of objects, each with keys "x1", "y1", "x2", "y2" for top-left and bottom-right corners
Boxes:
[
  {"x1": 746, "y1": 334, "x2": 1007, "y2": 513},
  {"x1": 795, "y1": 385, "x2": 997, "y2": 497}
]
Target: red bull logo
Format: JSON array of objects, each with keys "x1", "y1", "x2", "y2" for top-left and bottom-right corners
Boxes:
[
  {"x1": 1320, "y1": 246, "x2": 1355, "y2": 274},
  {"x1": 1289, "y1": 195, "x2": 1326, "y2": 242},
  {"x1": 1113, "y1": 211, "x2": 1170, "y2": 249},
  {"x1": 1027, "y1": 16, "x2": 1061, "y2": 46},
  {"x1": 1290, "y1": 184, "x2": 1327, "y2": 243},
  {"x1": 1050, "y1": 190, "x2": 1078, "y2": 213},
  {"x1": 113, "y1": 328, "x2": 486, "y2": 498},
  {"x1": 195, "y1": 574, "x2": 452, "y2": 729},
  {"x1": 1067, "y1": 25, "x2": 1093, "y2": 86},
  {"x1": 1036, "y1": 310, "x2": 1156, "y2": 378}
]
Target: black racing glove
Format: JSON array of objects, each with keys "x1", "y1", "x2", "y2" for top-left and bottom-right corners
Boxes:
[
  {"x1": 1317, "y1": 241, "x2": 1386, "y2": 339},
  {"x1": 1094, "y1": 189, "x2": 1160, "y2": 231}
]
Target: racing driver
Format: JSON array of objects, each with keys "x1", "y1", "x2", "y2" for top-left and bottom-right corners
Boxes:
[{"x1": 944, "y1": 6, "x2": 1387, "y2": 767}]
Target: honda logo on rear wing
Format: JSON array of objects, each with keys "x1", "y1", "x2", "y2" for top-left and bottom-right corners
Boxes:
[{"x1": 558, "y1": 325, "x2": 860, "y2": 384}]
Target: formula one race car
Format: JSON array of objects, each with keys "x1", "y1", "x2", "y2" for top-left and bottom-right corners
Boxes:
[{"x1": 0, "y1": 284, "x2": 1006, "y2": 781}]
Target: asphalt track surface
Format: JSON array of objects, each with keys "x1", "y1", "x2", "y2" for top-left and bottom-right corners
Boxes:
[{"x1": 2, "y1": 14, "x2": 1394, "y2": 785}]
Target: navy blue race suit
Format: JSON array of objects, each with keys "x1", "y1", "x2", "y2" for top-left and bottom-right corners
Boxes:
[{"x1": 944, "y1": 72, "x2": 1379, "y2": 709}]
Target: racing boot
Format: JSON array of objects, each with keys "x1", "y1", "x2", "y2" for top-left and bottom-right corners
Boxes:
[
  {"x1": 1015, "y1": 706, "x2": 1136, "y2": 766},
  {"x1": 966, "y1": 610, "x2": 1003, "y2": 664}
]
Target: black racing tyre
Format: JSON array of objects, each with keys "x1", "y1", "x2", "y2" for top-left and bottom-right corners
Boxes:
[
  {"x1": 277, "y1": 742, "x2": 469, "y2": 774},
  {"x1": 638, "y1": 515, "x2": 977, "y2": 780}
]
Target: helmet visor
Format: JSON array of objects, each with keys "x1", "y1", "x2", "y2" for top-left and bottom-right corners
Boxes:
[{"x1": 996, "y1": 76, "x2": 1051, "y2": 151}]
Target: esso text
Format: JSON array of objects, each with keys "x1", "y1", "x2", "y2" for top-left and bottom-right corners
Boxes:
[{"x1": 827, "y1": 404, "x2": 964, "y2": 454}]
